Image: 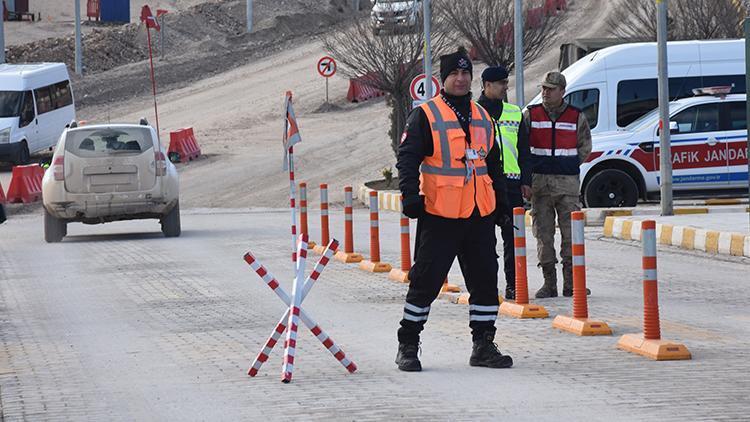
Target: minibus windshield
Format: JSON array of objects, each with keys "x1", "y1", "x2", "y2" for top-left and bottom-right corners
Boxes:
[{"x1": 0, "y1": 91, "x2": 23, "y2": 118}]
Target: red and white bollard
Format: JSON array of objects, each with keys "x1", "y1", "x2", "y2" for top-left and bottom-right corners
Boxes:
[
  {"x1": 313, "y1": 183, "x2": 329, "y2": 254},
  {"x1": 359, "y1": 191, "x2": 392, "y2": 273},
  {"x1": 388, "y1": 199, "x2": 411, "y2": 283},
  {"x1": 552, "y1": 211, "x2": 612, "y2": 335},
  {"x1": 617, "y1": 220, "x2": 691, "y2": 360},
  {"x1": 299, "y1": 182, "x2": 315, "y2": 248},
  {"x1": 335, "y1": 186, "x2": 363, "y2": 263},
  {"x1": 499, "y1": 207, "x2": 549, "y2": 318}
]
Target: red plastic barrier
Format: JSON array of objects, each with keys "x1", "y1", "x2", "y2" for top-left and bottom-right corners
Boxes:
[
  {"x1": 87, "y1": 0, "x2": 100, "y2": 20},
  {"x1": 495, "y1": 22, "x2": 513, "y2": 47},
  {"x1": 469, "y1": 45, "x2": 479, "y2": 61},
  {"x1": 6, "y1": 164, "x2": 44, "y2": 204},
  {"x1": 526, "y1": 7, "x2": 544, "y2": 29},
  {"x1": 347, "y1": 72, "x2": 385, "y2": 103},
  {"x1": 168, "y1": 127, "x2": 201, "y2": 162}
]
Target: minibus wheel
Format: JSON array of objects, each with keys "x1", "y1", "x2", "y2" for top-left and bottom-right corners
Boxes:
[{"x1": 15, "y1": 142, "x2": 30, "y2": 165}]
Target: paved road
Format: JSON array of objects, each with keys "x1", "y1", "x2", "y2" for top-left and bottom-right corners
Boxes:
[{"x1": 0, "y1": 208, "x2": 748, "y2": 421}]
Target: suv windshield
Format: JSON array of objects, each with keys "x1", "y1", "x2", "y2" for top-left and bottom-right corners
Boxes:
[
  {"x1": 65, "y1": 127, "x2": 154, "y2": 157},
  {"x1": 0, "y1": 91, "x2": 23, "y2": 118}
]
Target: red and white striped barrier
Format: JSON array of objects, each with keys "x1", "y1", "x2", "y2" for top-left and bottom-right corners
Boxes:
[{"x1": 244, "y1": 238, "x2": 357, "y2": 380}]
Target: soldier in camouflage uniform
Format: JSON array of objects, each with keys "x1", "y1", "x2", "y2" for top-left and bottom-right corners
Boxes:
[{"x1": 522, "y1": 72, "x2": 592, "y2": 298}]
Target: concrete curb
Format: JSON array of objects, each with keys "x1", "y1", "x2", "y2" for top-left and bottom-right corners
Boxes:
[
  {"x1": 357, "y1": 185, "x2": 401, "y2": 213},
  {"x1": 603, "y1": 216, "x2": 750, "y2": 258}
]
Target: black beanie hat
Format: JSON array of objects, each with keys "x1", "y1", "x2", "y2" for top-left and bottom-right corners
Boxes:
[
  {"x1": 481, "y1": 66, "x2": 509, "y2": 83},
  {"x1": 440, "y1": 47, "x2": 473, "y2": 83}
]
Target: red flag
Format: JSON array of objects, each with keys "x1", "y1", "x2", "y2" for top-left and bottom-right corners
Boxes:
[
  {"x1": 282, "y1": 91, "x2": 302, "y2": 169},
  {"x1": 140, "y1": 5, "x2": 161, "y2": 31}
]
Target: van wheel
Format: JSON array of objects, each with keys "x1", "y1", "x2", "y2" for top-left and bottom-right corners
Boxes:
[
  {"x1": 15, "y1": 142, "x2": 30, "y2": 165},
  {"x1": 161, "y1": 201, "x2": 181, "y2": 237},
  {"x1": 583, "y1": 169, "x2": 639, "y2": 208},
  {"x1": 44, "y1": 208, "x2": 67, "y2": 243}
]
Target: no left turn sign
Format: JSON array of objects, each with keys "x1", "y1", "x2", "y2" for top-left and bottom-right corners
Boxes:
[
  {"x1": 409, "y1": 74, "x2": 440, "y2": 101},
  {"x1": 317, "y1": 56, "x2": 337, "y2": 78}
]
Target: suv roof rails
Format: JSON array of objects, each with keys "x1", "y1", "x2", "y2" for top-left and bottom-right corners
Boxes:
[
  {"x1": 69, "y1": 120, "x2": 78, "y2": 128},
  {"x1": 139, "y1": 117, "x2": 149, "y2": 126}
]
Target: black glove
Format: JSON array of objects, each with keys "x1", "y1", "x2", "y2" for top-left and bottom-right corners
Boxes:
[
  {"x1": 494, "y1": 192, "x2": 512, "y2": 227},
  {"x1": 401, "y1": 194, "x2": 424, "y2": 219}
]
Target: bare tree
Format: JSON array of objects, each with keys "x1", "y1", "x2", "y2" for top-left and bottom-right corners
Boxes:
[
  {"x1": 323, "y1": 14, "x2": 451, "y2": 156},
  {"x1": 607, "y1": 0, "x2": 746, "y2": 41},
  {"x1": 436, "y1": 0, "x2": 564, "y2": 69}
]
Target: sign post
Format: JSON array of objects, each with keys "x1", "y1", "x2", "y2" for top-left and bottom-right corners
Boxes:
[
  {"x1": 656, "y1": 0, "x2": 673, "y2": 216},
  {"x1": 317, "y1": 56, "x2": 337, "y2": 105},
  {"x1": 409, "y1": 73, "x2": 440, "y2": 108}
]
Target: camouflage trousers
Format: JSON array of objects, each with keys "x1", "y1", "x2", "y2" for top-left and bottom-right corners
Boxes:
[{"x1": 530, "y1": 173, "x2": 582, "y2": 267}]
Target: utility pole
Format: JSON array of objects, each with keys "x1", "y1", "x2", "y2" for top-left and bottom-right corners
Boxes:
[
  {"x1": 745, "y1": 18, "x2": 750, "y2": 231},
  {"x1": 251, "y1": 0, "x2": 253, "y2": 34},
  {"x1": 423, "y1": 0, "x2": 432, "y2": 99},
  {"x1": 657, "y1": 0, "x2": 673, "y2": 215},
  {"x1": 75, "y1": 0, "x2": 83, "y2": 75},
  {"x1": 514, "y1": 0, "x2": 524, "y2": 105},
  {"x1": 0, "y1": 6, "x2": 5, "y2": 64}
]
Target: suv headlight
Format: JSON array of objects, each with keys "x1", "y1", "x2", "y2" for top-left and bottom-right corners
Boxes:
[{"x1": 0, "y1": 128, "x2": 10, "y2": 144}]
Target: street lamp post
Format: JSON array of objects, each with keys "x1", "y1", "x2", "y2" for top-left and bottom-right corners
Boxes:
[
  {"x1": 247, "y1": 0, "x2": 252, "y2": 33},
  {"x1": 514, "y1": 0, "x2": 524, "y2": 105},
  {"x1": 423, "y1": 0, "x2": 432, "y2": 99},
  {"x1": 75, "y1": 0, "x2": 83, "y2": 75},
  {"x1": 657, "y1": 0, "x2": 673, "y2": 215}
]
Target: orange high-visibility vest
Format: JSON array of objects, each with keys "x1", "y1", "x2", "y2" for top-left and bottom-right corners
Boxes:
[{"x1": 419, "y1": 96, "x2": 496, "y2": 219}]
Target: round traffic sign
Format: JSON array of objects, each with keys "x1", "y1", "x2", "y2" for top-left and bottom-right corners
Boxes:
[
  {"x1": 409, "y1": 74, "x2": 440, "y2": 101},
  {"x1": 317, "y1": 56, "x2": 337, "y2": 78}
]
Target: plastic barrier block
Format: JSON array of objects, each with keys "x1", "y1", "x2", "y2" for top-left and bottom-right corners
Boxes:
[
  {"x1": 168, "y1": 127, "x2": 201, "y2": 163},
  {"x1": 6, "y1": 164, "x2": 44, "y2": 204}
]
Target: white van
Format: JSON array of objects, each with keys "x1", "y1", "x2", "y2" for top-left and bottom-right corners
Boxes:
[
  {"x1": 528, "y1": 39, "x2": 745, "y2": 135},
  {"x1": 0, "y1": 63, "x2": 76, "y2": 164}
]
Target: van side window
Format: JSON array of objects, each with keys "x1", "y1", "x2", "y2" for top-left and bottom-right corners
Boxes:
[
  {"x1": 53, "y1": 81, "x2": 73, "y2": 109},
  {"x1": 617, "y1": 75, "x2": 745, "y2": 127},
  {"x1": 671, "y1": 104, "x2": 720, "y2": 134},
  {"x1": 19, "y1": 91, "x2": 35, "y2": 127},
  {"x1": 727, "y1": 102, "x2": 746, "y2": 130},
  {"x1": 565, "y1": 89, "x2": 599, "y2": 129},
  {"x1": 34, "y1": 87, "x2": 53, "y2": 115}
]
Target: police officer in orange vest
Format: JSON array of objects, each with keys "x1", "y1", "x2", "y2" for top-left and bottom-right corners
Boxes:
[{"x1": 394, "y1": 47, "x2": 513, "y2": 372}]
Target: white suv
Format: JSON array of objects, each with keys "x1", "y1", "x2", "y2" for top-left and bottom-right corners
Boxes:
[
  {"x1": 42, "y1": 120, "x2": 180, "y2": 242},
  {"x1": 581, "y1": 93, "x2": 748, "y2": 207}
]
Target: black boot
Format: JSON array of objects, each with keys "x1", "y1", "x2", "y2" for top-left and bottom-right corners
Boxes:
[
  {"x1": 469, "y1": 333, "x2": 513, "y2": 368},
  {"x1": 505, "y1": 286, "x2": 515, "y2": 300},
  {"x1": 562, "y1": 263, "x2": 591, "y2": 297},
  {"x1": 395, "y1": 343, "x2": 422, "y2": 372},
  {"x1": 535, "y1": 265, "x2": 558, "y2": 298}
]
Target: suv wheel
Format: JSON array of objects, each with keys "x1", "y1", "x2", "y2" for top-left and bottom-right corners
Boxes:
[
  {"x1": 44, "y1": 208, "x2": 67, "y2": 243},
  {"x1": 161, "y1": 201, "x2": 181, "y2": 237},
  {"x1": 15, "y1": 141, "x2": 30, "y2": 165},
  {"x1": 583, "y1": 169, "x2": 639, "y2": 208}
]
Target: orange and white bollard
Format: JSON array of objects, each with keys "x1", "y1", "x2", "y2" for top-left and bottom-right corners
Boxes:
[
  {"x1": 312, "y1": 183, "x2": 329, "y2": 254},
  {"x1": 499, "y1": 207, "x2": 549, "y2": 318},
  {"x1": 440, "y1": 277, "x2": 461, "y2": 293},
  {"x1": 299, "y1": 183, "x2": 315, "y2": 249},
  {"x1": 617, "y1": 220, "x2": 691, "y2": 360},
  {"x1": 359, "y1": 191, "x2": 392, "y2": 273},
  {"x1": 389, "y1": 198, "x2": 411, "y2": 283},
  {"x1": 552, "y1": 211, "x2": 612, "y2": 335},
  {"x1": 335, "y1": 186, "x2": 364, "y2": 263}
]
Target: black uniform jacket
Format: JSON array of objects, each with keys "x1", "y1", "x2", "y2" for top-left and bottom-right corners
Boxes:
[{"x1": 396, "y1": 90, "x2": 508, "y2": 213}]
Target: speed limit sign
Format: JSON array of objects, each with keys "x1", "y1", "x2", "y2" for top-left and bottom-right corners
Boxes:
[
  {"x1": 317, "y1": 56, "x2": 337, "y2": 78},
  {"x1": 409, "y1": 74, "x2": 440, "y2": 101}
]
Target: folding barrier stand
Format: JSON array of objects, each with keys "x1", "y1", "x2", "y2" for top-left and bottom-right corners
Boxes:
[
  {"x1": 552, "y1": 211, "x2": 612, "y2": 335},
  {"x1": 359, "y1": 191, "x2": 392, "y2": 273},
  {"x1": 617, "y1": 220, "x2": 691, "y2": 360},
  {"x1": 499, "y1": 207, "x2": 549, "y2": 319},
  {"x1": 334, "y1": 186, "x2": 363, "y2": 263},
  {"x1": 245, "y1": 237, "x2": 357, "y2": 381}
]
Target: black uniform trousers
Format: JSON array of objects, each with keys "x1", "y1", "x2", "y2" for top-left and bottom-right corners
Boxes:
[
  {"x1": 398, "y1": 211, "x2": 500, "y2": 344},
  {"x1": 500, "y1": 179, "x2": 525, "y2": 291}
]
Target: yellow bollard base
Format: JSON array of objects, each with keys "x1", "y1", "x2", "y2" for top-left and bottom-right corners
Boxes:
[
  {"x1": 552, "y1": 315, "x2": 613, "y2": 336},
  {"x1": 308, "y1": 241, "x2": 317, "y2": 249},
  {"x1": 388, "y1": 269, "x2": 409, "y2": 283},
  {"x1": 455, "y1": 293, "x2": 503, "y2": 305},
  {"x1": 440, "y1": 283, "x2": 461, "y2": 293},
  {"x1": 334, "y1": 251, "x2": 363, "y2": 263},
  {"x1": 312, "y1": 244, "x2": 327, "y2": 255},
  {"x1": 359, "y1": 260, "x2": 392, "y2": 273},
  {"x1": 617, "y1": 333, "x2": 692, "y2": 360},
  {"x1": 499, "y1": 301, "x2": 549, "y2": 319}
]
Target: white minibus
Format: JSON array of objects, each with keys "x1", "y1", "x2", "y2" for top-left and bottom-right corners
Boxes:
[
  {"x1": 528, "y1": 39, "x2": 746, "y2": 135},
  {"x1": 0, "y1": 63, "x2": 76, "y2": 164}
]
